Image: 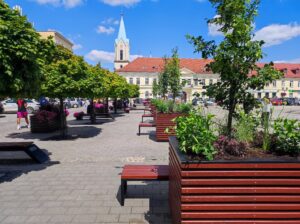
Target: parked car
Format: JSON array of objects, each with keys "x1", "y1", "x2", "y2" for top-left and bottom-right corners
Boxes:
[
  {"x1": 282, "y1": 98, "x2": 299, "y2": 106},
  {"x1": 64, "y1": 98, "x2": 80, "y2": 108},
  {"x1": 0, "y1": 99, "x2": 40, "y2": 114},
  {"x1": 192, "y1": 97, "x2": 204, "y2": 106},
  {"x1": 271, "y1": 98, "x2": 283, "y2": 106},
  {"x1": 204, "y1": 98, "x2": 215, "y2": 106}
]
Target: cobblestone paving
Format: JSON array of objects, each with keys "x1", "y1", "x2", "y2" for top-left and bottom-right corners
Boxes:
[{"x1": 0, "y1": 110, "x2": 170, "y2": 224}]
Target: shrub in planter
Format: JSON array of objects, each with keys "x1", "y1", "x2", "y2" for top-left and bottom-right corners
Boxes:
[
  {"x1": 74, "y1": 111, "x2": 85, "y2": 120},
  {"x1": 30, "y1": 110, "x2": 60, "y2": 133},
  {"x1": 155, "y1": 100, "x2": 192, "y2": 142}
]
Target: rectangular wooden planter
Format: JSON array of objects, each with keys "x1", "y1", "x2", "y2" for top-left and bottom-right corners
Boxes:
[
  {"x1": 169, "y1": 136, "x2": 300, "y2": 224},
  {"x1": 156, "y1": 113, "x2": 183, "y2": 142},
  {"x1": 149, "y1": 105, "x2": 157, "y2": 123}
]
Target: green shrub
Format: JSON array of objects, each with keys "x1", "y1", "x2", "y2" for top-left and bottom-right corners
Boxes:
[
  {"x1": 234, "y1": 110, "x2": 259, "y2": 143},
  {"x1": 174, "y1": 111, "x2": 217, "y2": 160},
  {"x1": 155, "y1": 100, "x2": 192, "y2": 114},
  {"x1": 175, "y1": 103, "x2": 193, "y2": 114},
  {"x1": 273, "y1": 118, "x2": 300, "y2": 156}
]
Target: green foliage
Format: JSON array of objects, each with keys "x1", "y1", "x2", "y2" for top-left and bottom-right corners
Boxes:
[
  {"x1": 273, "y1": 118, "x2": 300, "y2": 155},
  {"x1": 187, "y1": 0, "x2": 282, "y2": 137},
  {"x1": 234, "y1": 109, "x2": 260, "y2": 142},
  {"x1": 174, "y1": 110, "x2": 217, "y2": 161},
  {"x1": 42, "y1": 46, "x2": 89, "y2": 99},
  {"x1": 167, "y1": 48, "x2": 182, "y2": 100},
  {"x1": 152, "y1": 79, "x2": 159, "y2": 98},
  {"x1": 0, "y1": 1, "x2": 55, "y2": 97},
  {"x1": 155, "y1": 100, "x2": 192, "y2": 114},
  {"x1": 158, "y1": 57, "x2": 169, "y2": 98}
]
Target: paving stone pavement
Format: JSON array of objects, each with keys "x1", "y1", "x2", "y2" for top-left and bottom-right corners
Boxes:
[{"x1": 0, "y1": 110, "x2": 171, "y2": 224}]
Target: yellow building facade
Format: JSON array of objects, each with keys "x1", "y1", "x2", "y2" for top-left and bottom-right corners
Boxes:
[
  {"x1": 38, "y1": 31, "x2": 73, "y2": 51},
  {"x1": 117, "y1": 58, "x2": 300, "y2": 101}
]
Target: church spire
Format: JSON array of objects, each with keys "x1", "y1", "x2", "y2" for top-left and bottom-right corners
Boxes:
[{"x1": 116, "y1": 14, "x2": 129, "y2": 43}]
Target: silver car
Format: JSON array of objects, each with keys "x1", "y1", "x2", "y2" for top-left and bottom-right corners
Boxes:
[{"x1": 1, "y1": 99, "x2": 40, "y2": 114}]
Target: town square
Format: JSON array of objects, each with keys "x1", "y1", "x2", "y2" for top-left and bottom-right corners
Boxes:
[{"x1": 1, "y1": 0, "x2": 300, "y2": 223}]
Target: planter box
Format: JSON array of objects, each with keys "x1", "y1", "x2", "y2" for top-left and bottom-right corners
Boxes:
[
  {"x1": 149, "y1": 105, "x2": 157, "y2": 122},
  {"x1": 169, "y1": 136, "x2": 300, "y2": 224},
  {"x1": 156, "y1": 113, "x2": 183, "y2": 142},
  {"x1": 30, "y1": 115, "x2": 61, "y2": 133}
]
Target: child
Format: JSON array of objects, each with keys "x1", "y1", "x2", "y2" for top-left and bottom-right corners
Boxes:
[{"x1": 16, "y1": 99, "x2": 29, "y2": 130}]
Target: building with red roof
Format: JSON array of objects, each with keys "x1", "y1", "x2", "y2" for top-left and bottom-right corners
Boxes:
[{"x1": 117, "y1": 57, "x2": 300, "y2": 100}]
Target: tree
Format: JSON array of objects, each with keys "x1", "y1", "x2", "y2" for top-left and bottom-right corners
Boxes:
[
  {"x1": 167, "y1": 48, "x2": 182, "y2": 101},
  {"x1": 42, "y1": 46, "x2": 89, "y2": 136},
  {"x1": 0, "y1": 1, "x2": 55, "y2": 97},
  {"x1": 83, "y1": 64, "x2": 105, "y2": 123},
  {"x1": 187, "y1": 0, "x2": 282, "y2": 137},
  {"x1": 152, "y1": 79, "x2": 159, "y2": 98},
  {"x1": 158, "y1": 57, "x2": 170, "y2": 99}
]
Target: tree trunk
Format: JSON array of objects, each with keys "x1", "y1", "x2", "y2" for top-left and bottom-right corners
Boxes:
[
  {"x1": 105, "y1": 98, "x2": 109, "y2": 113},
  {"x1": 114, "y1": 98, "x2": 117, "y2": 114},
  {"x1": 90, "y1": 98, "x2": 96, "y2": 124},
  {"x1": 59, "y1": 97, "x2": 67, "y2": 137},
  {"x1": 227, "y1": 89, "x2": 236, "y2": 138}
]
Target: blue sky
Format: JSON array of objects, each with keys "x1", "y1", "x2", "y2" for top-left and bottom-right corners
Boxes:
[{"x1": 5, "y1": 0, "x2": 300, "y2": 70}]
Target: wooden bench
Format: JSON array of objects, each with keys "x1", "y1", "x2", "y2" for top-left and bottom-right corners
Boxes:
[
  {"x1": 120, "y1": 165, "x2": 169, "y2": 206},
  {"x1": 138, "y1": 122, "x2": 156, "y2": 135},
  {"x1": 141, "y1": 114, "x2": 154, "y2": 122},
  {"x1": 75, "y1": 113, "x2": 115, "y2": 121},
  {"x1": 0, "y1": 142, "x2": 49, "y2": 163}
]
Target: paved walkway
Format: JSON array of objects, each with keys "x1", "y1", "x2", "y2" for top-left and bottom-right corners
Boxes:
[{"x1": 0, "y1": 110, "x2": 171, "y2": 224}]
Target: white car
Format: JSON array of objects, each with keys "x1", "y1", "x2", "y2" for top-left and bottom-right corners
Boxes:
[{"x1": 1, "y1": 99, "x2": 40, "y2": 114}]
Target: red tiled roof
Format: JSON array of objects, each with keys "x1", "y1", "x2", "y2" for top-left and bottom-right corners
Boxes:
[{"x1": 117, "y1": 57, "x2": 300, "y2": 78}]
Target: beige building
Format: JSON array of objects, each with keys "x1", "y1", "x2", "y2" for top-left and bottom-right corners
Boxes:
[
  {"x1": 38, "y1": 31, "x2": 73, "y2": 51},
  {"x1": 117, "y1": 58, "x2": 300, "y2": 101}
]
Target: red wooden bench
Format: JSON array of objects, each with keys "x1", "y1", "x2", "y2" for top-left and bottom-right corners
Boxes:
[
  {"x1": 120, "y1": 165, "x2": 169, "y2": 206},
  {"x1": 138, "y1": 122, "x2": 156, "y2": 135},
  {"x1": 141, "y1": 114, "x2": 154, "y2": 122}
]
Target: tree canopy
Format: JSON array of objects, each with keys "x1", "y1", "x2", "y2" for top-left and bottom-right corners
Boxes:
[
  {"x1": 187, "y1": 0, "x2": 282, "y2": 136},
  {"x1": 0, "y1": 1, "x2": 55, "y2": 97}
]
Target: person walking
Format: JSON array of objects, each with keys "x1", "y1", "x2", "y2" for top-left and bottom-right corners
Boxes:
[{"x1": 16, "y1": 99, "x2": 29, "y2": 130}]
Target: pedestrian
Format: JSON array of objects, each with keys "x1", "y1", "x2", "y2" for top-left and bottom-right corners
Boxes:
[{"x1": 16, "y1": 98, "x2": 30, "y2": 130}]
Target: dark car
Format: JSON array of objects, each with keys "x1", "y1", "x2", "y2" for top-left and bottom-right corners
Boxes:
[
  {"x1": 283, "y1": 98, "x2": 299, "y2": 106},
  {"x1": 271, "y1": 98, "x2": 283, "y2": 106}
]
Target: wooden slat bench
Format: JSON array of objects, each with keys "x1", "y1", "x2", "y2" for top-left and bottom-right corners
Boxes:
[
  {"x1": 141, "y1": 114, "x2": 154, "y2": 122},
  {"x1": 120, "y1": 165, "x2": 169, "y2": 206},
  {"x1": 138, "y1": 122, "x2": 156, "y2": 135}
]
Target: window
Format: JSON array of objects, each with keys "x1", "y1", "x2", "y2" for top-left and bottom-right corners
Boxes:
[
  {"x1": 120, "y1": 65, "x2": 123, "y2": 68},
  {"x1": 272, "y1": 92, "x2": 276, "y2": 98},
  {"x1": 266, "y1": 82, "x2": 269, "y2": 87},
  {"x1": 289, "y1": 92, "x2": 293, "y2": 97},
  {"x1": 129, "y1": 78, "x2": 133, "y2": 84},
  {"x1": 258, "y1": 92, "x2": 262, "y2": 99},
  {"x1": 209, "y1": 79, "x2": 213, "y2": 85},
  {"x1": 187, "y1": 79, "x2": 191, "y2": 85},
  {"x1": 265, "y1": 92, "x2": 270, "y2": 98},
  {"x1": 182, "y1": 79, "x2": 186, "y2": 86},
  {"x1": 290, "y1": 80, "x2": 294, "y2": 88},
  {"x1": 201, "y1": 79, "x2": 206, "y2": 85},
  {"x1": 145, "y1": 78, "x2": 149, "y2": 85},
  {"x1": 120, "y1": 50, "x2": 124, "y2": 61},
  {"x1": 272, "y1": 81, "x2": 277, "y2": 87},
  {"x1": 298, "y1": 81, "x2": 300, "y2": 88},
  {"x1": 145, "y1": 91, "x2": 149, "y2": 98},
  {"x1": 153, "y1": 78, "x2": 157, "y2": 84},
  {"x1": 136, "y1": 78, "x2": 140, "y2": 85},
  {"x1": 194, "y1": 79, "x2": 198, "y2": 86},
  {"x1": 282, "y1": 80, "x2": 285, "y2": 87}
]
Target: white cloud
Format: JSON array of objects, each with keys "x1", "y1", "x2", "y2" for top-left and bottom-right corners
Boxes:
[
  {"x1": 72, "y1": 44, "x2": 82, "y2": 50},
  {"x1": 96, "y1": 26, "x2": 115, "y2": 35},
  {"x1": 100, "y1": 0, "x2": 141, "y2": 7},
  {"x1": 101, "y1": 18, "x2": 119, "y2": 25},
  {"x1": 85, "y1": 50, "x2": 143, "y2": 63},
  {"x1": 208, "y1": 15, "x2": 223, "y2": 36},
  {"x1": 275, "y1": 58, "x2": 300, "y2": 64},
  {"x1": 86, "y1": 50, "x2": 115, "y2": 63},
  {"x1": 32, "y1": 0, "x2": 83, "y2": 8},
  {"x1": 254, "y1": 23, "x2": 300, "y2": 47}
]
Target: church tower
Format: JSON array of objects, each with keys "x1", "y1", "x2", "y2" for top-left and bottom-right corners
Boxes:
[{"x1": 114, "y1": 14, "x2": 130, "y2": 70}]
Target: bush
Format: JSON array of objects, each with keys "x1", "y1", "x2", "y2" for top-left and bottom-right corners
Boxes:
[
  {"x1": 174, "y1": 110, "x2": 217, "y2": 160},
  {"x1": 214, "y1": 135, "x2": 247, "y2": 157},
  {"x1": 234, "y1": 110, "x2": 259, "y2": 143},
  {"x1": 155, "y1": 99, "x2": 192, "y2": 114},
  {"x1": 273, "y1": 118, "x2": 300, "y2": 156}
]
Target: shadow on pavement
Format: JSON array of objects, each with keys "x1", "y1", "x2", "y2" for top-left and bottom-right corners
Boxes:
[
  {"x1": 68, "y1": 119, "x2": 114, "y2": 126},
  {"x1": 5, "y1": 126, "x2": 102, "y2": 141},
  {"x1": 116, "y1": 182, "x2": 171, "y2": 223}
]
